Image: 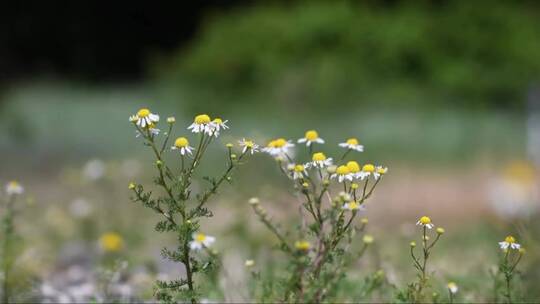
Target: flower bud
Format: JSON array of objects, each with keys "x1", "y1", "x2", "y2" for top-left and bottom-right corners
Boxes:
[
  {"x1": 248, "y1": 197, "x2": 260, "y2": 205},
  {"x1": 226, "y1": 143, "x2": 233, "y2": 148},
  {"x1": 363, "y1": 235, "x2": 374, "y2": 244},
  {"x1": 166, "y1": 117, "x2": 176, "y2": 123},
  {"x1": 156, "y1": 160, "x2": 163, "y2": 167},
  {"x1": 360, "y1": 218, "x2": 369, "y2": 225},
  {"x1": 128, "y1": 182, "x2": 136, "y2": 190},
  {"x1": 436, "y1": 227, "x2": 445, "y2": 235},
  {"x1": 245, "y1": 260, "x2": 255, "y2": 267},
  {"x1": 410, "y1": 241, "x2": 416, "y2": 248}
]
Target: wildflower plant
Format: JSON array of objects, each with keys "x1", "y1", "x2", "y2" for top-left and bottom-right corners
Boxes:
[
  {"x1": 496, "y1": 235, "x2": 525, "y2": 303},
  {"x1": 1, "y1": 181, "x2": 25, "y2": 303},
  {"x1": 398, "y1": 216, "x2": 445, "y2": 303},
  {"x1": 251, "y1": 132, "x2": 387, "y2": 302},
  {"x1": 128, "y1": 109, "x2": 255, "y2": 303}
]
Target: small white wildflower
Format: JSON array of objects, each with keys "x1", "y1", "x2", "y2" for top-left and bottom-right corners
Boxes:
[
  {"x1": 339, "y1": 138, "x2": 364, "y2": 152},
  {"x1": 307, "y1": 152, "x2": 333, "y2": 169},
  {"x1": 189, "y1": 233, "x2": 216, "y2": 250},
  {"x1": 188, "y1": 114, "x2": 213, "y2": 135},
  {"x1": 416, "y1": 216, "x2": 434, "y2": 229},
  {"x1": 447, "y1": 282, "x2": 458, "y2": 294},
  {"x1": 331, "y1": 165, "x2": 353, "y2": 183},
  {"x1": 131, "y1": 108, "x2": 159, "y2": 128},
  {"x1": 298, "y1": 130, "x2": 325, "y2": 146},
  {"x1": 5, "y1": 181, "x2": 24, "y2": 196},
  {"x1": 171, "y1": 137, "x2": 194, "y2": 156},
  {"x1": 239, "y1": 138, "x2": 259, "y2": 154},
  {"x1": 499, "y1": 235, "x2": 521, "y2": 250},
  {"x1": 262, "y1": 138, "x2": 294, "y2": 156}
]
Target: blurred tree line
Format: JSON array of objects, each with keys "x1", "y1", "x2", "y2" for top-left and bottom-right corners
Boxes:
[{"x1": 153, "y1": 0, "x2": 540, "y2": 113}]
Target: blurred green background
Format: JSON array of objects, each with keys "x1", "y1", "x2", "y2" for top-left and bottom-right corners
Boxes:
[{"x1": 1, "y1": 0, "x2": 539, "y2": 302}]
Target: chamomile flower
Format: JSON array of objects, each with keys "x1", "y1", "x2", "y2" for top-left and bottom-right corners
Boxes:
[
  {"x1": 239, "y1": 138, "x2": 259, "y2": 154},
  {"x1": 171, "y1": 137, "x2": 194, "y2": 156},
  {"x1": 209, "y1": 117, "x2": 229, "y2": 136},
  {"x1": 373, "y1": 166, "x2": 388, "y2": 180},
  {"x1": 358, "y1": 164, "x2": 375, "y2": 180},
  {"x1": 416, "y1": 216, "x2": 434, "y2": 229},
  {"x1": 135, "y1": 123, "x2": 160, "y2": 138},
  {"x1": 298, "y1": 130, "x2": 325, "y2": 146},
  {"x1": 447, "y1": 282, "x2": 458, "y2": 294},
  {"x1": 346, "y1": 161, "x2": 361, "y2": 179},
  {"x1": 262, "y1": 138, "x2": 294, "y2": 156},
  {"x1": 308, "y1": 152, "x2": 333, "y2": 169},
  {"x1": 499, "y1": 235, "x2": 521, "y2": 250},
  {"x1": 5, "y1": 180, "x2": 24, "y2": 196},
  {"x1": 331, "y1": 165, "x2": 353, "y2": 183},
  {"x1": 292, "y1": 164, "x2": 308, "y2": 180},
  {"x1": 131, "y1": 108, "x2": 160, "y2": 128},
  {"x1": 342, "y1": 200, "x2": 363, "y2": 211},
  {"x1": 188, "y1": 114, "x2": 213, "y2": 135},
  {"x1": 189, "y1": 233, "x2": 216, "y2": 250},
  {"x1": 339, "y1": 138, "x2": 364, "y2": 152}
]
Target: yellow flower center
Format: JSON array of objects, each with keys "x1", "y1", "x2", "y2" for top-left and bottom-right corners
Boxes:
[
  {"x1": 244, "y1": 140, "x2": 254, "y2": 148},
  {"x1": 8, "y1": 181, "x2": 19, "y2": 188},
  {"x1": 294, "y1": 165, "x2": 305, "y2": 172},
  {"x1": 137, "y1": 108, "x2": 150, "y2": 118},
  {"x1": 273, "y1": 138, "x2": 287, "y2": 148},
  {"x1": 346, "y1": 138, "x2": 359, "y2": 145},
  {"x1": 336, "y1": 165, "x2": 350, "y2": 175},
  {"x1": 100, "y1": 232, "x2": 123, "y2": 252},
  {"x1": 194, "y1": 114, "x2": 211, "y2": 124},
  {"x1": 312, "y1": 152, "x2": 326, "y2": 162},
  {"x1": 305, "y1": 130, "x2": 319, "y2": 141},
  {"x1": 505, "y1": 236, "x2": 516, "y2": 244},
  {"x1": 175, "y1": 137, "x2": 189, "y2": 148},
  {"x1": 346, "y1": 161, "x2": 361, "y2": 173},
  {"x1": 376, "y1": 167, "x2": 387, "y2": 174},
  {"x1": 419, "y1": 216, "x2": 431, "y2": 225},
  {"x1": 348, "y1": 201, "x2": 359, "y2": 209},
  {"x1": 195, "y1": 233, "x2": 207, "y2": 242},
  {"x1": 213, "y1": 118, "x2": 223, "y2": 124},
  {"x1": 362, "y1": 164, "x2": 375, "y2": 172},
  {"x1": 295, "y1": 240, "x2": 311, "y2": 251}
]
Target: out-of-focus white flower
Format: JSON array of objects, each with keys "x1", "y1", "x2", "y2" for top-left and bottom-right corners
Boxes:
[
  {"x1": 131, "y1": 108, "x2": 159, "y2": 128},
  {"x1": 298, "y1": 130, "x2": 324, "y2": 146},
  {"x1": 209, "y1": 118, "x2": 229, "y2": 137},
  {"x1": 189, "y1": 233, "x2": 215, "y2": 250},
  {"x1": 188, "y1": 114, "x2": 213, "y2": 135},
  {"x1": 5, "y1": 180, "x2": 24, "y2": 196},
  {"x1": 331, "y1": 165, "x2": 353, "y2": 183},
  {"x1": 339, "y1": 138, "x2": 364, "y2": 152},
  {"x1": 373, "y1": 166, "x2": 388, "y2": 180},
  {"x1": 262, "y1": 138, "x2": 294, "y2": 156},
  {"x1": 357, "y1": 164, "x2": 375, "y2": 180},
  {"x1": 83, "y1": 159, "x2": 106, "y2": 181},
  {"x1": 239, "y1": 138, "x2": 259, "y2": 154},
  {"x1": 171, "y1": 137, "x2": 194, "y2": 156},
  {"x1": 416, "y1": 216, "x2": 434, "y2": 229},
  {"x1": 342, "y1": 201, "x2": 363, "y2": 211},
  {"x1": 499, "y1": 235, "x2": 521, "y2": 250},
  {"x1": 308, "y1": 152, "x2": 333, "y2": 169},
  {"x1": 69, "y1": 198, "x2": 93, "y2": 218},
  {"x1": 292, "y1": 164, "x2": 308, "y2": 180},
  {"x1": 447, "y1": 282, "x2": 458, "y2": 294}
]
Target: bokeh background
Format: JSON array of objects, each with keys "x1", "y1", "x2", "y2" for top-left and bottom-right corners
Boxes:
[{"x1": 1, "y1": 1, "x2": 539, "y2": 302}]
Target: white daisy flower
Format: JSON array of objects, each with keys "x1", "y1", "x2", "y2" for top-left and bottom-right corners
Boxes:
[
  {"x1": 346, "y1": 161, "x2": 361, "y2": 179},
  {"x1": 6, "y1": 181, "x2": 24, "y2": 196},
  {"x1": 209, "y1": 118, "x2": 229, "y2": 137},
  {"x1": 416, "y1": 216, "x2": 434, "y2": 229},
  {"x1": 292, "y1": 164, "x2": 308, "y2": 180},
  {"x1": 342, "y1": 201, "x2": 363, "y2": 211},
  {"x1": 331, "y1": 165, "x2": 353, "y2": 183},
  {"x1": 373, "y1": 166, "x2": 388, "y2": 180},
  {"x1": 339, "y1": 138, "x2": 364, "y2": 152},
  {"x1": 189, "y1": 233, "x2": 216, "y2": 250},
  {"x1": 447, "y1": 282, "x2": 458, "y2": 294},
  {"x1": 239, "y1": 138, "x2": 259, "y2": 154},
  {"x1": 499, "y1": 235, "x2": 521, "y2": 250},
  {"x1": 188, "y1": 114, "x2": 213, "y2": 135},
  {"x1": 308, "y1": 152, "x2": 333, "y2": 169},
  {"x1": 171, "y1": 137, "x2": 194, "y2": 156},
  {"x1": 262, "y1": 138, "x2": 295, "y2": 156},
  {"x1": 131, "y1": 108, "x2": 159, "y2": 128},
  {"x1": 298, "y1": 130, "x2": 325, "y2": 146},
  {"x1": 357, "y1": 164, "x2": 376, "y2": 180}
]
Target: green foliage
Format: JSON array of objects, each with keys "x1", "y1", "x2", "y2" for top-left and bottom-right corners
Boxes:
[{"x1": 155, "y1": 1, "x2": 540, "y2": 113}]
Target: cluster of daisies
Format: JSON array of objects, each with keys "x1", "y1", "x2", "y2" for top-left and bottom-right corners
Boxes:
[
  {"x1": 261, "y1": 130, "x2": 387, "y2": 183},
  {"x1": 129, "y1": 109, "x2": 260, "y2": 158}
]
